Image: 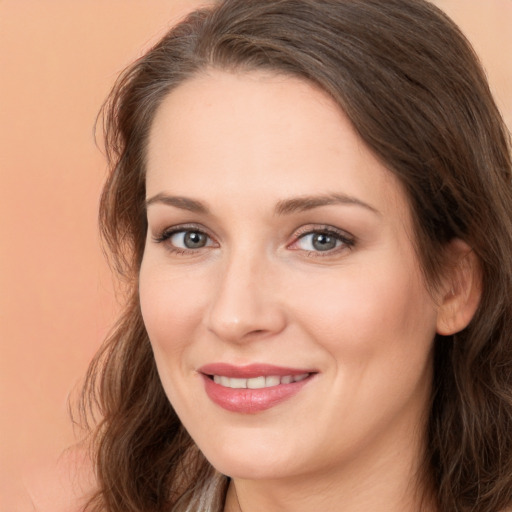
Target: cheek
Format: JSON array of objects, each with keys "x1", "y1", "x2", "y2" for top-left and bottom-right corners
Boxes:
[
  {"x1": 289, "y1": 261, "x2": 436, "y2": 440},
  {"x1": 138, "y1": 262, "x2": 208, "y2": 364},
  {"x1": 138, "y1": 262, "x2": 213, "y2": 417},
  {"x1": 289, "y1": 260, "x2": 437, "y2": 368}
]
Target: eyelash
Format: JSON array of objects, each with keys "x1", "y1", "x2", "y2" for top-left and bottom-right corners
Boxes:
[
  {"x1": 152, "y1": 224, "x2": 355, "y2": 257},
  {"x1": 152, "y1": 224, "x2": 215, "y2": 255},
  {"x1": 289, "y1": 225, "x2": 355, "y2": 257}
]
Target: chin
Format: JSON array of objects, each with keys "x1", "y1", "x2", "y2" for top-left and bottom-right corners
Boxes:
[
  {"x1": 198, "y1": 439, "x2": 304, "y2": 481},
  {"x1": 211, "y1": 458, "x2": 294, "y2": 481}
]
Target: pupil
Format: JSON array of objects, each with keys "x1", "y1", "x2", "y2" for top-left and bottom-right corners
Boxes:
[
  {"x1": 312, "y1": 233, "x2": 336, "y2": 251},
  {"x1": 184, "y1": 231, "x2": 206, "y2": 248}
]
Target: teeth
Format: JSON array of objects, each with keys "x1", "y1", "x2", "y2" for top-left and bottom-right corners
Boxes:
[
  {"x1": 247, "y1": 376, "x2": 266, "y2": 389},
  {"x1": 230, "y1": 378, "x2": 247, "y2": 389},
  {"x1": 265, "y1": 376, "x2": 280, "y2": 387},
  {"x1": 212, "y1": 373, "x2": 310, "y2": 389}
]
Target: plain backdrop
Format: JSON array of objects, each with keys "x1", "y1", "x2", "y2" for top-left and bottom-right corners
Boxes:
[{"x1": 1, "y1": 1, "x2": 511, "y2": 510}]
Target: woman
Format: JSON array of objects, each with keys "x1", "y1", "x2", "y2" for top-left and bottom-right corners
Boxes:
[{"x1": 80, "y1": 0, "x2": 512, "y2": 511}]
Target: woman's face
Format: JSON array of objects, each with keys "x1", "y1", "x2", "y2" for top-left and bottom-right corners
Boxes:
[{"x1": 140, "y1": 70, "x2": 440, "y2": 481}]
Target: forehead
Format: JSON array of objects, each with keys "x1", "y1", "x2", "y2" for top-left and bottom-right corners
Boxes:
[
  {"x1": 147, "y1": 70, "x2": 347, "y2": 170},
  {"x1": 146, "y1": 69, "x2": 409, "y2": 220}
]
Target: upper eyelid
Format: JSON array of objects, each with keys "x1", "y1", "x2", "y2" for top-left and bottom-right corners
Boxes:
[
  {"x1": 154, "y1": 222, "x2": 212, "y2": 236},
  {"x1": 292, "y1": 224, "x2": 354, "y2": 240},
  {"x1": 151, "y1": 223, "x2": 217, "y2": 246}
]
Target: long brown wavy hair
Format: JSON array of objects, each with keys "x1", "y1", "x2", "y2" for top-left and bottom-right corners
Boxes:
[{"x1": 81, "y1": 0, "x2": 512, "y2": 510}]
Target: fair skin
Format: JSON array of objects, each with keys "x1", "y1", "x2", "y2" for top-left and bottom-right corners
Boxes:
[{"x1": 140, "y1": 70, "x2": 479, "y2": 512}]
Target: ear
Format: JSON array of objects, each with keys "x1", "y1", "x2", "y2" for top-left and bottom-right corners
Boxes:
[{"x1": 436, "y1": 239, "x2": 482, "y2": 336}]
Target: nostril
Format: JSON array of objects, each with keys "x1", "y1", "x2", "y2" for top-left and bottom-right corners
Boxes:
[{"x1": 205, "y1": 288, "x2": 288, "y2": 343}]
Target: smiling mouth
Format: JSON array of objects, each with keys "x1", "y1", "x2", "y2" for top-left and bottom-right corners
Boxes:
[
  {"x1": 199, "y1": 363, "x2": 317, "y2": 413},
  {"x1": 210, "y1": 373, "x2": 310, "y2": 389}
]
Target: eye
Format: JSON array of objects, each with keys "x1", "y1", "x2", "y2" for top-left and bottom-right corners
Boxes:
[
  {"x1": 290, "y1": 227, "x2": 354, "y2": 255},
  {"x1": 153, "y1": 226, "x2": 215, "y2": 253},
  {"x1": 170, "y1": 230, "x2": 210, "y2": 249},
  {"x1": 297, "y1": 232, "x2": 340, "y2": 251}
]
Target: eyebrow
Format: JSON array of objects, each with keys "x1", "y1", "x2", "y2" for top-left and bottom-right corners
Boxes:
[
  {"x1": 145, "y1": 193, "x2": 210, "y2": 214},
  {"x1": 145, "y1": 192, "x2": 379, "y2": 216},
  {"x1": 274, "y1": 193, "x2": 379, "y2": 216}
]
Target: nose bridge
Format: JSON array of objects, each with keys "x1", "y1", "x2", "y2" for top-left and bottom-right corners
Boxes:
[{"x1": 205, "y1": 243, "x2": 285, "y2": 343}]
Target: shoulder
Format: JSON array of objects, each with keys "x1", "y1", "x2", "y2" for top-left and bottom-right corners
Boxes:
[{"x1": 24, "y1": 446, "x2": 97, "y2": 512}]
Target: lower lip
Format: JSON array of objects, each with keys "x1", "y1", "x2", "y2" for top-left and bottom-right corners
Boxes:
[{"x1": 202, "y1": 374, "x2": 313, "y2": 414}]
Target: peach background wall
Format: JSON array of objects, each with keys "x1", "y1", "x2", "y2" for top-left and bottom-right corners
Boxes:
[{"x1": 1, "y1": 1, "x2": 510, "y2": 510}]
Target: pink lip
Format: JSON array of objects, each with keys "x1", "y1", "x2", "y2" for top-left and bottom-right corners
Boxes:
[{"x1": 198, "y1": 363, "x2": 317, "y2": 414}]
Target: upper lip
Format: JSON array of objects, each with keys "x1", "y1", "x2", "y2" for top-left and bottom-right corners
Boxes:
[{"x1": 198, "y1": 363, "x2": 317, "y2": 378}]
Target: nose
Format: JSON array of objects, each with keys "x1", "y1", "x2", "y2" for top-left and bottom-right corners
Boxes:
[{"x1": 204, "y1": 251, "x2": 287, "y2": 344}]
